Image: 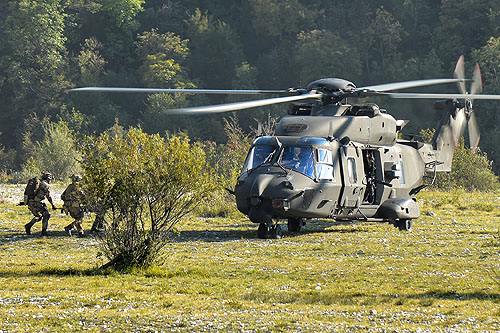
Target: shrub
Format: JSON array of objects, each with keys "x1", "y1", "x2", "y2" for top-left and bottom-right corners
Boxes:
[
  {"x1": 420, "y1": 129, "x2": 499, "y2": 192},
  {"x1": 16, "y1": 120, "x2": 81, "y2": 182},
  {"x1": 196, "y1": 115, "x2": 253, "y2": 217},
  {"x1": 81, "y1": 127, "x2": 216, "y2": 269}
]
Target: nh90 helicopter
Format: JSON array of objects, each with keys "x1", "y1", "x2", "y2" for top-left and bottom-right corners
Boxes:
[{"x1": 71, "y1": 56, "x2": 500, "y2": 239}]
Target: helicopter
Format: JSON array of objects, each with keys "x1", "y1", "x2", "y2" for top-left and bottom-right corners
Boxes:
[{"x1": 71, "y1": 56, "x2": 500, "y2": 239}]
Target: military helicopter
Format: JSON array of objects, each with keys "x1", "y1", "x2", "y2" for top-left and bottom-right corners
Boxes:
[{"x1": 71, "y1": 56, "x2": 500, "y2": 238}]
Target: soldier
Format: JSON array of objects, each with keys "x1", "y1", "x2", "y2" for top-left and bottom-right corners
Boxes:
[
  {"x1": 25, "y1": 172, "x2": 57, "y2": 236},
  {"x1": 90, "y1": 201, "x2": 106, "y2": 233},
  {"x1": 62, "y1": 174, "x2": 86, "y2": 237}
]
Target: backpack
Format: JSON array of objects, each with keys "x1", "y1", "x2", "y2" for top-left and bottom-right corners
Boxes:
[{"x1": 24, "y1": 177, "x2": 40, "y2": 202}]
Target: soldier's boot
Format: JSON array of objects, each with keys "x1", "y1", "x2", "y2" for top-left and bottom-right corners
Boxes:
[
  {"x1": 75, "y1": 220, "x2": 84, "y2": 237},
  {"x1": 24, "y1": 217, "x2": 39, "y2": 235},
  {"x1": 64, "y1": 225, "x2": 73, "y2": 237},
  {"x1": 92, "y1": 217, "x2": 105, "y2": 232},
  {"x1": 41, "y1": 213, "x2": 50, "y2": 236}
]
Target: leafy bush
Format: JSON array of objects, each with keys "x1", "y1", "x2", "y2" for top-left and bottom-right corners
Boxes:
[
  {"x1": 420, "y1": 129, "x2": 499, "y2": 192},
  {"x1": 11, "y1": 120, "x2": 81, "y2": 183},
  {"x1": 195, "y1": 115, "x2": 253, "y2": 217},
  {"x1": 81, "y1": 127, "x2": 216, "y2": 269}
]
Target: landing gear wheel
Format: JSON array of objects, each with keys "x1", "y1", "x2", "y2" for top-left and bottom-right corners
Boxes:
[
  {"x1": 268, "y1": 224, "x2": 282, "y2": 239},
  {"x1": 288, "y1": 218, "x2": 305, "y2": 232},
  {"x1": 397, "y1": 219, "x2": 413, "y2": 231},
  {"x1": 257, "y1": 223, "x2": 269, "y2": 239}
]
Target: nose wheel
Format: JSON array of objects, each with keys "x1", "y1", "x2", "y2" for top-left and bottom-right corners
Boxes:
[
  {"x1": 287, "y1": 217, "x2": 306, "y2": 232},
  {"x1": 257, "y1": 223, "x2": 282, "y2": 239},
  {"x1": 390, "y1": 219, "x2": 413, "y2": 231}
]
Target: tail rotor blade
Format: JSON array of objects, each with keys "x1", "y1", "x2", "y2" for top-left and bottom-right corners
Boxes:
[
  {"x1": 468, "y1": 111, "x2": 480, "y2": 153},
  {"x1": 454, "y1": 55, "x2": 466, "y2": 94},
  {"x1": 470, "y1": 62, "x2": 483, "y2": 95}
]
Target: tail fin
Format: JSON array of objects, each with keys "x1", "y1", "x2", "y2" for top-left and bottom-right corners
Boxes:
[{"x1": 431, "y1": 99, "x2": 467, "y2": 172}]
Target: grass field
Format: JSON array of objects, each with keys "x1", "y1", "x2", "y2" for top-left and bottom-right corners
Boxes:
[{"x1": 0, "y1": 185, "x2": 499, "y2": 331}]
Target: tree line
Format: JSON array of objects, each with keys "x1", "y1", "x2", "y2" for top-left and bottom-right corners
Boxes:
[{"x1": 1, "y1": 0, "x2": 500, "y2": 177}]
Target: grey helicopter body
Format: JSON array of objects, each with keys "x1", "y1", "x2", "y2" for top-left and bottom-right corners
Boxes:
[
  {"x1": 233, "y1": 78, "x2": 465, "y2": 238},
  {"x1": 71, "y1": 56, "x2": 500, "y2": 238}
]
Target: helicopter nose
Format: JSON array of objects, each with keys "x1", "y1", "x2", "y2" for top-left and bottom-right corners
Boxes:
[{"x1": 249, "y1": 174, "x2": 274, "y2": 197}]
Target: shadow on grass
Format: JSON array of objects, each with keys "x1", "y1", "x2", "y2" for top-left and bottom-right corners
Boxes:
[
  {"x1": 0, "y1": 266, "x2": 109, "y2": 278},
  {"x1": 241, "y1": 290, "x2": 500, "y2": 306},
  {"x1": 409, "y1": 290, "x2": 500, "y2": 301},
  {"x1": 173, "y1": 219, "x2": 371, "y2": 243},
  {"x1": 0, "y1": 229, "x2": 99, "y2": 244}
]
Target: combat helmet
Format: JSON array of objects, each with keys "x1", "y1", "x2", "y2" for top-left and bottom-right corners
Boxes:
[
  {"x1": 41, "y1": 172, "x2": 54, "y2": 181},
  {"x1": 71, "y1": 174, "x2": 82, "y2": 182}
]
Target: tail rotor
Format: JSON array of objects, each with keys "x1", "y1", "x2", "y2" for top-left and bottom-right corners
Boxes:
[{"x1": 453, "y1": 56, "x2": 482, "y2": 153}]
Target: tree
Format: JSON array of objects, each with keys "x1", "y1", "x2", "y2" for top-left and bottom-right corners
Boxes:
[
  {"x1": 294, "y1": 29, "x2": 362, "y2": 85},
  {"x1": 81, "y1": 127, "x2": 215, "y2": 269},
  {"x1": 185, "y1": 9, "x2": 244, "y2": 89},
  {"x1": 135, "y1": 29, "x2": 190, "y2": 87},
  {"x1": 0, "y1": 0, "x2": 70, "y2": 147},
  {"x1": 360, "y1": 6, "x2": 407, "y2": 81},
  {"x1": 17, "y1": 120, "x2": 81, "y2": 182},
  {"x1": 472, "y1": 37, "x2": 500, "y2": 176}
]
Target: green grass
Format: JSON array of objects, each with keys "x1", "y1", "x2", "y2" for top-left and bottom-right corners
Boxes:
[{"x1": 0, "y1": 189, "x2": 499, "y2": 331}]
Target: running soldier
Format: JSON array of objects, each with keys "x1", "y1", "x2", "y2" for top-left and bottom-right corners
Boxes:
[
  {"x1": 25, "y1": 172, "x2": 57, "y2": 236},
  {"x1": 62, "y1": 174, "x2": 86, "y2": 237}
]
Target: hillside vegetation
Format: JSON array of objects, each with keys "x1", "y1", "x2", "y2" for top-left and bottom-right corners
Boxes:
[
  {"x1": 1, "y1": 1, "x2": 500, "y2": 178},
  {"x1": 0, "y1": 188, "x2": 498, "y2": 331}
]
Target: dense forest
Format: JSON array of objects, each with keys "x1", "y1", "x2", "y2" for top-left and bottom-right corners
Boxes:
[{"x1": 1, "y1": 0, "x2": 500, "y2": 176}]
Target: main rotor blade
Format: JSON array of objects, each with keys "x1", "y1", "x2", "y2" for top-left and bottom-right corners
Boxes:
[
  {"x1": 68, "y1": 87, "x2": 291, "y2": 95},
  {"x1": 468, "y1": 112, "x2": 480, "y2": 153},
  {"x1": 163, "y1": 92, "x2": 323, "y2": 115},
  {"x1": 454, "y1": 55, "x2": 466, "y2": 94},
  {"x1": 359, "y1": 78, "x2": 466, "y2": 92},
  {"x1": 470, "y1": 62, "x2": 483, "y2": 95},
  {"x1": 387, "y1": 92, "x2": 500, "y2": 100}
]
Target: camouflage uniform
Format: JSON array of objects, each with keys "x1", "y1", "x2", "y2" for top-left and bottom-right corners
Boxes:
[
  {"x1": 25, "y1": 174, "x2": 56, "y2": 236},
  {"x1": 62, "y1": 175, "x2": 85, "y2": 237},
  {"x1": 90, "y1": 201, "x2": 106, "y2": 233}
]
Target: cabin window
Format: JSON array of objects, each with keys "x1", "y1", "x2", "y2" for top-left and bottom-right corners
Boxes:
[
  {"x1": 398, "y1": 161, "x2": 406, "y2": 185},
  {"x1": 316, "y1": 149, "x2": 334, "y2": 180},
  {"x1": 242, "y1": 144, "x2": 276, "y2": 172},
  {"x1": 347, "y1": 157, "x2": 358, "y2": 184}
]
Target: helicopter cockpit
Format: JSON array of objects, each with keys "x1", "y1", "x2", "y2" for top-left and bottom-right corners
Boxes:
[{"x1": 241, "y1": 137, "x2": 336, "y2": 180}]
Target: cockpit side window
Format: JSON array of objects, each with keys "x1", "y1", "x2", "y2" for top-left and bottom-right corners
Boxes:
[
  {"x1": 316, "y1": 149, "x2": 334, "y2": 180},
  {"x1": 242, "y1": 145, "x2": 276, "y2": 172}
]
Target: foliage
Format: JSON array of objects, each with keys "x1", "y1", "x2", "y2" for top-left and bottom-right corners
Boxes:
[
  {"x1": 294, "y1": 29, "x2": 362, "y2": 84},
  {"x1": 196, "y1": 115, "x2": 253, "y2": 217},
  {"x1": 77, "y1": 37, "x2": 107, "y2": 86},
  {"x1": 15, "y1": 120, "x2": 81, "y2": 183},
  {"x1": 135, "y1": 29, "x2": 190, "y2": 87},
  {"x1": 0, "y1": 0, "x2": 69, "y2": 148},
  {"x1": 1, "y1": 1, "x2": 500, "y2": 179},
  {"x1": 420, "y1": 129, "x2": 499, "y2": 192},
  {"x1": 80, "y1": 127, "x2": 215, "y2": 269},
  {"x1": 473, "y1": 37, "x2": 500, "y2": 176}
]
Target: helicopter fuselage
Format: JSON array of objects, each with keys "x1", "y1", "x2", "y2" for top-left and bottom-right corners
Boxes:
[{"x1": 234, "y1": 104, "x2": 429, "y2": 235}]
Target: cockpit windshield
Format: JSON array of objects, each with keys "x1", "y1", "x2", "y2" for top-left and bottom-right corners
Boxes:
[
  {"x1": 242, "y1": 141, "x2": 335, "y2": 180},
  {"x1": 280, "y1": 145, "x2": 315, "y2": 178},
  {"x1": 242, "y1": 144, "x2": 276, "y2": 172}
]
